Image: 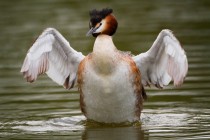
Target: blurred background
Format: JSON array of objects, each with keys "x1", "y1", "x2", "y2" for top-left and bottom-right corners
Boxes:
[{"x1": 0, "y1": 0, "x2": 210, "y2": 139}]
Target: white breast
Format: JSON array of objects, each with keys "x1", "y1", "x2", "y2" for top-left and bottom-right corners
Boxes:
[{"x1": 81, "y1": 61, "x2": 139, "y2": 123}]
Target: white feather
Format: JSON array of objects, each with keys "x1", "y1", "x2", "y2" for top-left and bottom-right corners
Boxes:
[
  {"x1": 133, "y1": 29, "x2": 188, "y2": 88},
  {"x1": 20, "y1": 28, "x2": 85, "y2": 89}
]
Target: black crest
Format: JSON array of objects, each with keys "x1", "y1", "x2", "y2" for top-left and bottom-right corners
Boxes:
[{"x1": 89, "y1": 8, "x2": 113, "y2": 27}]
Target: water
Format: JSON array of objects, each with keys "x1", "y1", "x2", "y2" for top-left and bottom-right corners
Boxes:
[{"x1": 0, "y1": 0, "x2": 210, "y2": 139}]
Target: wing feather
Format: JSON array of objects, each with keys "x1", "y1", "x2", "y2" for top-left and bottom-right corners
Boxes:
[
  {"x1": 20, "y1": 28, "x2": 85, "y2": 89},
  {"x1": 133, "y1": 29, "x2": 188, "y2": 88}
]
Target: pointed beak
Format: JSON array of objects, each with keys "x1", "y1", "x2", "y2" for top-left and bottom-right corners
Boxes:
[
  {"x1": 86, "y1": 23, "x2": 102, "y2": 36},
  {"x1": 86, "y1": 27, "x2": 96, "y2": 36}
]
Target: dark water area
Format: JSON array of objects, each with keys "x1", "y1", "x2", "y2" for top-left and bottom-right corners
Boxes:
[{"x1": 0, "y1": 0, "x2": 210, "y2": 139}]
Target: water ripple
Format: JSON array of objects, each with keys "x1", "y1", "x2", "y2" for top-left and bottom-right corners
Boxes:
[{"x1": 12, "y1": 116, "x2": 85, "y2": 132}]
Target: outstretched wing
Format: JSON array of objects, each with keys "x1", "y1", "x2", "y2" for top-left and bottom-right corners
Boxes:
[
  {"x1": 20, "y1": 28, "x2": 85, "y2": 89},
  {"x1": 133, "y1": 29, "x2": 188, "y2": 88}
]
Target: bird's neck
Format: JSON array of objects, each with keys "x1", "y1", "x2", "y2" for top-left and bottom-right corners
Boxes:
[
  {"x1": 92, "y1": 34, "x2": 118, "y2": 74},
  {"x1": 93, "y1": 34, "x2": 116, "y2": 53}
]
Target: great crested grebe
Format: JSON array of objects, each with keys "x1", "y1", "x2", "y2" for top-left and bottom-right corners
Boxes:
[{"x1": 21, "y1": 8, "x2": 188, "y2": 123}]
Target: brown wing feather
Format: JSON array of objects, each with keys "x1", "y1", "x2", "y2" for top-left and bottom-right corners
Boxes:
[{"x1": 119, "y1": 53, "x2": 146, "y2": 117}]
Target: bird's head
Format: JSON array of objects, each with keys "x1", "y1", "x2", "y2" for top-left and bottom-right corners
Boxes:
[{"x1": 86, "y1": 8, "x2": 118, "y2": 37}]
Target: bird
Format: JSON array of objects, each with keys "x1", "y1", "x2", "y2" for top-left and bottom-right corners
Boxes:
[{"x1": 20, "y1": 8, "x2": 188, "y2": 124}]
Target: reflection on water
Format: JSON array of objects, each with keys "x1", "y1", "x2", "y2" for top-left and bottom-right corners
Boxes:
[
  {"x1": 83, "y1": 125, "x2": 146, "y2": 140},
  {"x1": 0, "y1": 0, "x2": 210, "y2": 139}
]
